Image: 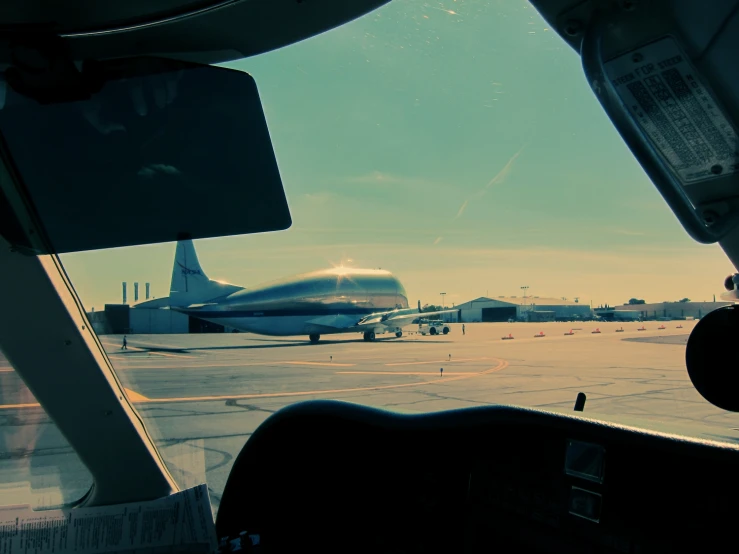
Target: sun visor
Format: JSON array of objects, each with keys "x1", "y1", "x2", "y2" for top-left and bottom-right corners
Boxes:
[{"x1": 0, "y1": 54, "x2": 291, "y2": 254}]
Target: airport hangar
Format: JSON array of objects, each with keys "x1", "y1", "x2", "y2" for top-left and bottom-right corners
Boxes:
[{"x1": 451, "y1": 297, "x2": 593, "y2": 323}]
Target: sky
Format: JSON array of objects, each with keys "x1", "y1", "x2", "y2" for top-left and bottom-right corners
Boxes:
[{"x1": 60, "y1": 0, "x2": 734, "y2": 311}]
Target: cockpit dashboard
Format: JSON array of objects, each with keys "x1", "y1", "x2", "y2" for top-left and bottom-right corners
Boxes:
[{"x1": 215, "y1": 401, "x2": 739, "y2": 554}]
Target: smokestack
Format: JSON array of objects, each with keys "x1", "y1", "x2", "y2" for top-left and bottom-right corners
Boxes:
[
  {"x1": 134, "y1": 282, "x2": 139, "y2": 302},
  {"x1": 122, "y1": 282, "x2": 127, "y2": 304},
  {"x1": 146, "y1": 282, "x2": 150, "y2": 300}
]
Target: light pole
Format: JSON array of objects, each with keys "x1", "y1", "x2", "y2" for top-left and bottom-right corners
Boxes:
[
  {"x1": 520, "y1": 286, "x2": 529, "y2": 320},
  {"x1": 440, "y1": 292, "x2": 446, "y2": 308}
]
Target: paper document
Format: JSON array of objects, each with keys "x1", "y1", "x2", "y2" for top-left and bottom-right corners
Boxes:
[{"x1": 0, "y1": 484, "x2": 217, "y2": 554}]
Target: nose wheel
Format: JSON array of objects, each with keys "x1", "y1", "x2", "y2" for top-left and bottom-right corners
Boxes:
[
  {"x1": 395, "y1": 331, "x2": 402, "y2": 338},
  {"x1": 309, "y1": 334, "x2": 320, "y2": 343},
  {"x1": 363, "y1": 331, "x2": 376, "y2": 341}
]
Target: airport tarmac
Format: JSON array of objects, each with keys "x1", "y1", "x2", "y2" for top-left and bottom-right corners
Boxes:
[{"x1": 2, "y1": 320, "x2": 739, "y2": 513}]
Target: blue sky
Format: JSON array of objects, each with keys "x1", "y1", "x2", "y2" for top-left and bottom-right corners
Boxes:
[{"x1": 61, "y1": 0, "x2": 733, "y2": 310}]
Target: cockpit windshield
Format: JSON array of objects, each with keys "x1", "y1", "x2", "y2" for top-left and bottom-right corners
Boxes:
[{"x1": 1, "y1": 0, "x2": 737, "y2": 517}]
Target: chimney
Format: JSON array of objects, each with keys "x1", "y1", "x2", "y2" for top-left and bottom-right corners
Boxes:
[
  {"x1": 146, "y1": 282, "x2": 151, "y2": 300},
  {"x1": 134, "y1": 282, "x2": 139, "y2": 302},
  {"x1": 122, "y1": 282, "x2": 127, "y2": 304}
]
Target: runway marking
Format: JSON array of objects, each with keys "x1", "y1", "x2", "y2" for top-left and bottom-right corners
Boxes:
[
  {"x1": 101, "y1": 338, "x2": 186, "y2": 350},
  {"x1": 107, "y1": 350, "x2": 197, "y2": 359},
  {"x1": 283, "y1": 361, "x2": 356, "y2": 367},
  {"x1": 108, "y1": 350, "x2": 202, "y2": 362},
  {"x1": 108, "y1": 361, "x2": 290, "y2": 371},
  {"x1": 0, "y1": 359, "x2": 506, "y2": 410},
  {"x1": 101, "y1": 339, "x2": 197, "y2": 358},
  {"x1": 0, "y1": 402, "x2": 40, "y2": 409},
  {"x1": 385, "y1": 357, "x2": 489, "y2": 366},
  {"x1": 336, "y1": 371, "x2": 479, "y2": 375},
  {"x1": 0, "y1": 368, "x2": 15, "y2": 373},
  {"x1": 484, "y1": 329, "x2": 683, "y2": 345},
  {"x1": 100, "y1": 339, "x2": 148, "y2": 353},
  {"x1": 84, "y1": 358, "x2": 509, "y2": 407},
  {"x1": 123, "y1": 388, "x2": 151, "y2": 402},
  {"x1": 148, "y1": 351, "x2": 198, "y2": 359}
]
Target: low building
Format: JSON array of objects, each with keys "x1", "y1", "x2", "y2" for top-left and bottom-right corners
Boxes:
[
  {"x1": 87, "y1": 301, "x2": 237, "y2": 334},
  {"x1": 595, "y1": 309, "x2": 642, "y2": 322},
  {"x1": 603, "y1": 301, "x2": 733, "y2": 320},
  {"x1": 454, "y1": 296, "x2": 593, "y2": 322}
]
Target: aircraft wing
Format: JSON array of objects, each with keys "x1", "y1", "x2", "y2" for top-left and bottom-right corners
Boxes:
[
  {"x1": 309, "y1": 308, "x2": 457, "y2": 331},
  {"x1": 306, "y1": 314, "x2": 367, "y2": 330},
  {"x1": 373, "y1": 309, "x2": 458, "y2": 329},
  {"x1": 170, "y1": 303, "x2": 218, "y2": 312}
]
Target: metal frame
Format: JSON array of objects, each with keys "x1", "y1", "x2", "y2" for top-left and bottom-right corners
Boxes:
[
  {"x1": 580, "y1": 9, "x2": 739, "y2": 245},
  {"x1": 0, "y1": 156, "x2": 178, "y2": 506}
]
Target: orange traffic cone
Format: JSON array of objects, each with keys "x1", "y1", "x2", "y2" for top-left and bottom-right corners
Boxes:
[
  {"x1": 638, "y1": 326, "x2": 646, "y2": 331},
  {"x1": 564, "y1": 329, "x2": 574, "y2": 335},
  {"x1": 592, "y1": 328, "x2": 601, "y2": 334},
  {"x1": 534, "y1": 331, "x2": 545, "y2": 338},
  {"x1": 616, "y1": 327, "x2": 624, "y2": 332},
  {"x1": 502, "y1": 333, "x2": 514, "y2": 340}
]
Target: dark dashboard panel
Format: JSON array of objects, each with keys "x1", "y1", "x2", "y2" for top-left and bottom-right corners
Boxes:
[{"x1": 216, "y1": 401, "x2": 739, "y2": 554}]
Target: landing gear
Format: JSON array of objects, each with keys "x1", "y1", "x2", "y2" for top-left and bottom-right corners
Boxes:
[
  {"x1": 395, "y1": 331, "x2": 403, "y2": 338},
  {"x1": 309, "y1": 334, "x2": 320, "y2": 343},
  {"x1": 363, "y1": 331, "x2": 376, "y2": 341}
]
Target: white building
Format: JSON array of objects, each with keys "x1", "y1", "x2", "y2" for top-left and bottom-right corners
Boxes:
[{"x1": 454, "y1": 296, "x2": 593, "y2": 322}]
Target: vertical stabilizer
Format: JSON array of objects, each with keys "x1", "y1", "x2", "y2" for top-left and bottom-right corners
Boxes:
[
  {"x1": 168, "y1": 240, "x2": 241, "y2": 305},
  {"x1": 170, "y1": 240, "x2": 210, "y2": 295}
]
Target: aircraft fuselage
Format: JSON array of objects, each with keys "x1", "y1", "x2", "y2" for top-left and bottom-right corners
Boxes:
[{"x1": 181, "y1": 267, "x2": 409, "y2": 336}]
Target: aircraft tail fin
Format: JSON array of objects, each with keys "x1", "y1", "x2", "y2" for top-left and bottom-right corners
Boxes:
[{"x1": 169, "y1": 240, "x2": 241, "y2": 305}]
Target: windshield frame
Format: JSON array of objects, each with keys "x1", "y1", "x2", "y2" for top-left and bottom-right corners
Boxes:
[{"x1": 0, "y1": 165, "x2": 177, "y2": 506}]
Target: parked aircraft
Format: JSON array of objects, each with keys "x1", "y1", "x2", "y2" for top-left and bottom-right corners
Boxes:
[{"x1": 157, "y1": 240, "x2": 455, "y2": 342}]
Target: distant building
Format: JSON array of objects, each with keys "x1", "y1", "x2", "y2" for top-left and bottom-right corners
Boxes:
[
  {"x1": 594, "y1": 309, "x2": 642, "y2": 322},
  {"x1": 597, "y1": 301, "x2": 734, "y2": 321},
  {"x1": 87, "y1": 299, "x2": 238, "y2": 334},
  {"x1": 454, "y1": 296, "x2": 593, "y2": 322}
]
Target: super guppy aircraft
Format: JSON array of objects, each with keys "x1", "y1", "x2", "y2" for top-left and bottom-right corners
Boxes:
[{"x1": 157, "y1": 240, "x2": 454, "y2": 342}]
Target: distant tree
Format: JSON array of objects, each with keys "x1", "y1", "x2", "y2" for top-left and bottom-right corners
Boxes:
[
  {"x1": 628, "y1": 298, "x2": 646, "y2": 305},
  {"x1": 679, "y1": 298, "x2": 691, "y2": 303},
  {"x1": 422, "y1": 304, "x2": 443, "y2": 312}
]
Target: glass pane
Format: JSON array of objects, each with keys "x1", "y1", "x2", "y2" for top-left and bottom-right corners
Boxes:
[
  {"x1": 6, "y1": 0, "x2": 739, "y2": 518},
  {"x1": 0, "y1": 347, "x2": 92, "y2": 509}
]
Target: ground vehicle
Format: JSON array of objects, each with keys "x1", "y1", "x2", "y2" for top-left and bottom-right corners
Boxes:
[
  {"x1": 418, "y1": 319, "x2": 451, "y2": 336},
  {"x1": 2, "y1": 1, "x2": 739, "y2": 553}
]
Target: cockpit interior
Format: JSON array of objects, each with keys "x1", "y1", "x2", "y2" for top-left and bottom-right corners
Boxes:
[{"x1": 2, "y1": 1, "x2": 739, "y2": 553}]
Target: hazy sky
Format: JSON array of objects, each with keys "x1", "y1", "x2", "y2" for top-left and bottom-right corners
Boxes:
[{"x1": 61, "y1": 0, "x2": 734, "y2": 310}]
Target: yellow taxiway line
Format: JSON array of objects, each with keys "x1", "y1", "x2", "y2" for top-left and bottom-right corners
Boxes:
[
  {"x1": 123, "y1": 388, "x2": 151, "y2": 402},
  {"x1": 100, "y1": 358, "x2": 509, "y2": 406},
  {"x1": 336, "y1": 371, "x2": 479, "y2": 375},
  {"x1": 0, "y1": 402, "x2": 40, "y2": 409},
  {"x1": 108, "y1": 350, "x2": 197, "y2": 359},
  {"x1": 282, "y1": 361, "x2": 356, "y2": 367},
  {"x1": 0, "y1": 358, "x2": 508, "y2": 409},
  {"x1": 101, "y1": 338, "x2": 197, "y2": 359},
  {"x1": 385, "y1": 357, "x2": 489, "y2": 366}
]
